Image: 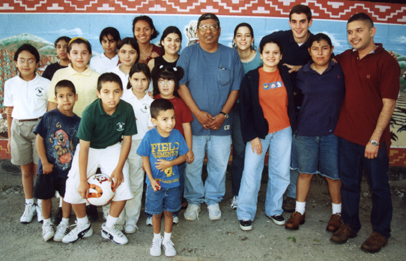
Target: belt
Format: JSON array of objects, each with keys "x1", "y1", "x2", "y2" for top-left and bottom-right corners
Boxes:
[{"x1": 17, "y1": 117, "x2": 42, "y2": 122}]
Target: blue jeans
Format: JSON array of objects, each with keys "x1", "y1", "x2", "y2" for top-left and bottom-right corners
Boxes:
[
  {"x1": 231, "y1": 103, "x2": 245, "y2": 196},
  {"x1": 237, "y1": 127, "x2": 292, "y2": 221},
  {"x1": 339, "y1": 138, "x2": 392, "y2": 238},
  {"x1": 184, "y1": 135, "x2": 231, "y2": 206},
  {"x1": 286, "y1": 137, "x2": 298, "y2": 199}
]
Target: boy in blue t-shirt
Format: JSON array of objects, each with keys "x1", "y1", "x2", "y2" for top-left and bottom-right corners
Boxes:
[
  {"x1": 33, "y1": 80, "x2": 80, "y2": 242},
  {"x1": 137, "y1": 99, "x2": 188, "y2": 257}
]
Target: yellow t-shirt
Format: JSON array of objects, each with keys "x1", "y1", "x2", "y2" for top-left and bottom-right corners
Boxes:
[
  {"x1": 48, "y1": 64, "x2": 99, "y2": 117},
  {"x1": 258, "y1": 67, "x2": 290, "y2": 133}
]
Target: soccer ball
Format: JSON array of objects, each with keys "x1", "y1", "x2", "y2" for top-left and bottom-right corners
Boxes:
[{"x1": 87, "y1": 174, "x2": 115, "y2": 206}]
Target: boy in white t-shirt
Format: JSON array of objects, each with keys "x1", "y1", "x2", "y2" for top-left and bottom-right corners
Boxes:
[
  {"x1": 4, "y1": 44, "x2": 50, "y2": 224},
  {"x1": 90, "y1": 27, "x2": 121, "y2": 74}
]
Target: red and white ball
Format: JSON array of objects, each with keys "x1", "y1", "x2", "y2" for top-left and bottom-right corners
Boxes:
[{"x1": 87, "y1": 174, "x2": 115, "y2": 206}]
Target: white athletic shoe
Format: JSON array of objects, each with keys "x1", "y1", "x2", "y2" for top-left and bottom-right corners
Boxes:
[
  {"x1": 124, "y1": 223, "x2": 137, "y2": 234},
  {"x1": 150, "y1": 236, "x2": 162, "y2": 257},
  {"x1": 230, "y1": 196, "x2": 238, "y2": 210},
  {"x1": 62, "y1": 222, "x2": 93, "y2": 243},
  {"x1": 173, "y1": 216, "x2": 179, "y2": 224},
  {"x1": 54, "y1": 222, "x2": 70, "y2": 242},
  {"x1": 162, "y1": 239, "x2": 177, "y2": 257},
  {"x1": 101, "y1": 223, "x2": 128, "y2": 245},
  {"x1": 208, "y1": 203, "x2": 222, "y2": 220},
  {"x1": 20, "y1": 204, "x2": 36, "y2": 224},
  {"x1": 36, "y1": 204, "x2": 44, "y2": 223},
  {"x1": 184, "y1": 204, "x2": 200, "y2": 221},
  {"x1": 146, "y1": 216, "x2": 152, "y2": 226},
  {"x1": 42, "y1": 222, "x2": 55, "y2": 242}
]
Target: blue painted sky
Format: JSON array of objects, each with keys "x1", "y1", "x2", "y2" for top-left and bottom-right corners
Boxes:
[{"x1": 1, "y1": 14, "x2": 405, "y2": 56}]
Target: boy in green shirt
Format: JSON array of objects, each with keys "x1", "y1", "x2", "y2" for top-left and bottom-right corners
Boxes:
[{"x1": 62, "y1": 73, "x2": 137, "y2": 245}]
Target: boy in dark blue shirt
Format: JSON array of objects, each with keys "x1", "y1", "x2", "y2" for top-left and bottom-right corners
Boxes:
[
  {"x1": 137, "y1": 99, "x2": 188, "y2": 257},
  {"x1": 33, "y1": 80, "x2": 81, "y2": 242}
]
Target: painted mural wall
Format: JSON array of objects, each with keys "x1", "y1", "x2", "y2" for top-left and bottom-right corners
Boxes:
[{"x1": 0, "y1": 0, "x2": 405, "y2": 162}]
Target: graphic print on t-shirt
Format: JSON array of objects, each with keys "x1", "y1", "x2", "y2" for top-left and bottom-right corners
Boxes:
[
  {"x1": 264, "y1": 81, "x2": 283, "y2": 90},
  {"x1": 49, "y1": 128, "x2": 74, "y2": 167}
]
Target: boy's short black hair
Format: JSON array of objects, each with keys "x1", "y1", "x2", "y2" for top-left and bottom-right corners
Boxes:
[
  {"x1": 97, "y1": 72, "x2": 123, "y2": 91},
  {"x1": 289, "y1": 4, "x2": 312, "y2": 21},
  {"x1": 310, "y1": 33, "x2": 333, "y2": 48},
  {"x1": 347, "y1": 12, "x2": 374, "y2": 29},
  {"x1": 259, "y1": 38, "x2": 283, "y2": 55},
  {"x1": 150, "y1": 99, "x2": 174, "y2": 119},
  {"x1": 55, "y1": 80, "x2": 76, "y2": 96},
  {"x1": 197, "y1": 13, "x2": 220, "y2": 29},
  {"x1": 14, "y1": 43, "x2": 40, "y2": 63},
  {"x1": 68, "y1": 37, "x2": 92, "y2": 54},
  {"x1": 99, "y1": 27, "x2": 121, "y2": 43},
  {"x1": 54, "y1": 36, "x2": 71, "y2": 47},
  {"x1": 132, "y1": 15, "x2": 159, "y2": 40}
]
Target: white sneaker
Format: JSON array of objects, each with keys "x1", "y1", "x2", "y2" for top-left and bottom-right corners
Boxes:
[
  {"x1": 208, "y1": 204, "x2": 222, "y2": 220},
  {"x1": 124, "y1": 223, "x2": 137, "y2": 234},
  {"x1": 20, "y1": 203, "x2": 36, "y2": 224},
  {"x1": 42, "y1": 222, "x2": 55, "y2": 242},
  {"x1": 162, "y1": 239, "x2": 176, "y2": 257},
  {"x1": 101, "y1": 223, "x2": 128, "y2": 245},
  {"x1": 146, "y1": 216, "x2": 152, "y2": 226},
  {"x1": 150, "y1": 236, "x2": 162, "y2": 256},
  {"x1": 184, "y1": 204, "x2": 200, "y2": 221},
  {"x1": 54, "y1": 222, "x2": 70, "y2": 242},
  {"x1": 173, "y1": 216, "x2": 179, "y2": 224},
  {"x1": 230, "y1": 196, "x2": 238, "y2": 210},
  {"x1": 62, "y1": 222, "x2": 93, "y2": 243},
  {"x1": 36, "y1": 204, "x2": 44, "y2": 223}
]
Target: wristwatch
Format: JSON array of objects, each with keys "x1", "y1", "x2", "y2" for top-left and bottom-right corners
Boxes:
[
  {"x1": 369, "y1": 139, "x2": 380, "y2": 146},
  {"x1": 220, "y1": 111, "x2": 229, "y2": 119}
]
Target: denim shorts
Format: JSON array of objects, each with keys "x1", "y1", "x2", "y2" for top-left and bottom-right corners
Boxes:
[
  {"x1": 291, "y1": 134, "x2": 340, "y2": 180},
  {"x1": 145, "y1": 185, "x2": 181, "y2": 215}
]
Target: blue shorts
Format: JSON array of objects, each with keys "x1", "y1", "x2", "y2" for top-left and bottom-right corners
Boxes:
[
  {"x1": 291, "y1": 134, "x2": 340, "y2": 180},
  {"x1": 145, "y1": 185, "x2": 181, "y2": 215}
]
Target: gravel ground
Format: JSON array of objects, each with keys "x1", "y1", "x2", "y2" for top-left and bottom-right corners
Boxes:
[{"x1": 1, "y1": 160, "x2": 405, "y2": 261}]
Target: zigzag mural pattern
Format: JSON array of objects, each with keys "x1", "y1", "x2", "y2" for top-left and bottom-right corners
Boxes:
[{"x1": 0, "y1": 0, "x2": 405, "y2": 24}]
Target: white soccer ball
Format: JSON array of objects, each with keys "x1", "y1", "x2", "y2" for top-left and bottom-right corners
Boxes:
[{"x1": 87, "y1": 173, "x2": 115, "y2": 206}]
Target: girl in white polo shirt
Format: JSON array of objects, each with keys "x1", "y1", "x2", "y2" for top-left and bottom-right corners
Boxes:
[{"x1": 4, "y1": 44, "x2": 50, "y2": 224}]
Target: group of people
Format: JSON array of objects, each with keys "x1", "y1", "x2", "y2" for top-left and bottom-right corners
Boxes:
[{"x1": 4, "y1": 4, "x2": 400, "y2": 257}]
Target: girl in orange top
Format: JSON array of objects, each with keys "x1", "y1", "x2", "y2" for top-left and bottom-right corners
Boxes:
[{"x1": 237, "y1": 38, "x2": 296, "y2": 231}]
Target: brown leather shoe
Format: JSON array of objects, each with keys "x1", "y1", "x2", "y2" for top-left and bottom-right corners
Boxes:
[
  {"x1": 330, "y1": 224, "x2": 357, "y2": 244},
  {"x1": 285, "y1": 211, "x2": 305, "y2": 230},
  {"x1": 326, "y1": 214, "x2": 342, "y2": 232},
  {"x1": 361, "y1": 232, "x2": 388, "y2": 253}
]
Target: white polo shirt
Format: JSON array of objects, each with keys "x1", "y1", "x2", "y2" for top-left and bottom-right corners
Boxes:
[
  {"x1": 111, "y1": 65, "x2": 131, "y2": 97},
  {"x1": 121, "y1": 91, "x2": 154, "y2": 140},
  {"x1": 89, "y1": 53, "x2": 119, "y2": 74},
  {"x1": 4, "y1": 74, "x2": 50, "y2": 120}
]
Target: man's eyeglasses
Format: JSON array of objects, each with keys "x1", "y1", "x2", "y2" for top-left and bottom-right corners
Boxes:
[{"x1": 199, "y1": 24, "x2": 219, "y2": 32}]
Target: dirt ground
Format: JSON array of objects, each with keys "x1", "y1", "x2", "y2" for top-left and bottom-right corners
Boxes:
[{"x1": 1, "y1": 160, "x2": 405, "y2": 261}]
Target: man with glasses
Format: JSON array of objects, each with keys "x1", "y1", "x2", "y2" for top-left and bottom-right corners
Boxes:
[{"x1": 177, "y1": 13, "x2": 244, "y2": 221}]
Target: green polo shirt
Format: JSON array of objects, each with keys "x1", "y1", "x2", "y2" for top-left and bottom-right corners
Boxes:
[{"x1": 77, "y1": 99, "x2": 137, "y2": 149}]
